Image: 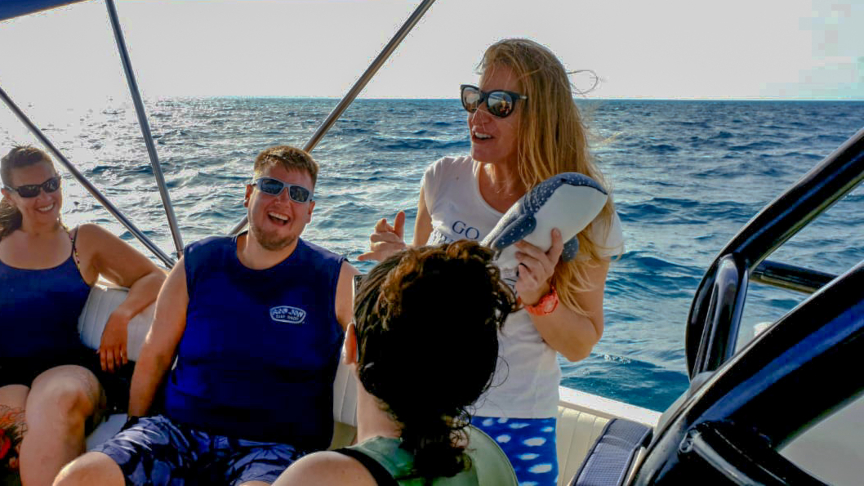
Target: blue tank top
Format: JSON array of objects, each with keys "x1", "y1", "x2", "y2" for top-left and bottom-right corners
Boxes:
[
  {"x1": 164, "y1": 235, "x2": 346, "y2": 448},
  {"x1": 0, "y1": 241, "x2": 91, "y2": 359}
]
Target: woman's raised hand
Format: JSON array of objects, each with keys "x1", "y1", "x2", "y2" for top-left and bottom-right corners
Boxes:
[
  {"x1": 514, "y1": 229, "x2": 564, "y2": 305},
  {"x1": 358, "y1": 211, "x2": 407, "y2": 262}
]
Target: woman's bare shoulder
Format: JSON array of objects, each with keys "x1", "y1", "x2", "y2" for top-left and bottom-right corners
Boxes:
[
  {"x1": 273, "y1": 451, "x2": 376, "y2": 486},
  {"x1": 74, "y1": 223, "x2": 113, "y2": 240}
]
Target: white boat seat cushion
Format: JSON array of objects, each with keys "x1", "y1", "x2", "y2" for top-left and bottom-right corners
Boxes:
[
  {"x1": 555, "y1": 389, "x2": 661, "y2": 486},
  {"x1": 78, "y1": 284, "x2": 153, "y2": 362},
  {"x1": 556, "y1": 406, "x2": 611, "y2": 485},
  {"x1": 568, "y1": 418, "x2": 652, "y2": 486}
]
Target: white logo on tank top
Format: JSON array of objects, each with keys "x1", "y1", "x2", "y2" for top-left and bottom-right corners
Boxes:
[{"x1": 270, "y1": 306, "x2": 306, "y2": 324}]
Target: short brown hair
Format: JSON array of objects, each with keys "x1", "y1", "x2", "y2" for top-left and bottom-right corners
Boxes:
[{"x1": 253, "y1": 145, "x2": 318, "y2": 187}]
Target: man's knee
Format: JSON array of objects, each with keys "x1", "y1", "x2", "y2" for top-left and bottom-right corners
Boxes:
[
  {"x1": 28, "y1": 368, "x2": 100, "y2": 420},
  {"x1": 54, "y1": 452, "x2": 124, "y2": 486}
]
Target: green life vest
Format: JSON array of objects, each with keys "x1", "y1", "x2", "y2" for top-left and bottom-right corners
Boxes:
[{"x1": 345, "y1": 425, "x2": 518, "y2": 486}]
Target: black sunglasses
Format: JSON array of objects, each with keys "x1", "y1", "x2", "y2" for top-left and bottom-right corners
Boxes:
[
  {"x1": 4, "y1": 175, "x2": 61, "y2": 198},
  {"x1": 460, "y1": 84, "x2": 527, "y2": 118},
  {"x1": 252, "y1": 177, "x2": 313, "y2": 203}
]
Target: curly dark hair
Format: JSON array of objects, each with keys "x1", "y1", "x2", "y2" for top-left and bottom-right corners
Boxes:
[{"x1": 353, "y1": 240, "x2": 517, "y2": 481}]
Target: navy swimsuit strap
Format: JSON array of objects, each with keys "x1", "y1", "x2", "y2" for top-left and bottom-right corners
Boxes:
[
  {"x1": 67, "y1": 226, "x2": 83, "y2": 270},
  {"x1": 333, "y1": 448, "x2": 399, "y2": 486}
]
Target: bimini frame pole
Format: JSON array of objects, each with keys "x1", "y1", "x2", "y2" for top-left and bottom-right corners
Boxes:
[
  {"x1": 230, "y1": 0, "x2": 438, "y2": 235},
  {"x1": 0, "y1": 84, "x2": 176, "y2": 268},
  {"x1": 105, "y1": 0, "x2": 184, "y2": 258}
]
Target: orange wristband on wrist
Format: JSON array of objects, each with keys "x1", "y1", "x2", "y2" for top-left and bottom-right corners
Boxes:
[{"x1": 523, "y1": 284, "x2": 559, "y2": 316}]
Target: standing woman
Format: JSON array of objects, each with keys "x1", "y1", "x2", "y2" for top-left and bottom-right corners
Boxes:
[
  {"x1": 0, "y1": 146, "x2": 165, "y2": 486},
  {"x1": 359, "y1": 39, "x2": 624, "y2": 485}
]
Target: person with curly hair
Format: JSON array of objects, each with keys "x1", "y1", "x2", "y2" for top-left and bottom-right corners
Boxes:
[{"x1": 274, "y1": 240, "x2": 519, "y2": 485}]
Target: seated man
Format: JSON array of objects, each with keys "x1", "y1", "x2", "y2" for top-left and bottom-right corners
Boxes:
[
  {"x1": 273, "y1": 241, "x2": 519, "y2": 485},
  {"x1": 55, "y1": 146, "x2": 357, "y2": 486}
]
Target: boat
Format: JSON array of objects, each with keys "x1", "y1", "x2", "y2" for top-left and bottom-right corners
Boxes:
[{"x1": 2, "y1": 1, "x2": 863, "y2": 485}]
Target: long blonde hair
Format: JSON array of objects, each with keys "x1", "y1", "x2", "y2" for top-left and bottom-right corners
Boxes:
[{"x1": 481, "y1": 38, "x2": 618, "y2": 315}]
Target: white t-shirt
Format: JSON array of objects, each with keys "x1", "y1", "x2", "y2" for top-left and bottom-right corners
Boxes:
[{"x1": 422, "y1": 155, "x2": 624, "y2": 418}]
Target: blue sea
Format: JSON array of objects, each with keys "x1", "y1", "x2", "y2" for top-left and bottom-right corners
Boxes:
[{"x1": 2, "y1": 98, "x2": 862, "y2": 412}]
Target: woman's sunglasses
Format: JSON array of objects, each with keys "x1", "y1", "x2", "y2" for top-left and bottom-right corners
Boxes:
[
  {"x1": 3, "y1": 175, "x2": 61, "y2": 198},
  {"x1": 460, "y1": 84, "x2": 527, "y2": 119},
  {"x1": 252, "y1": 177, "x2": 313, "y2": 203}
]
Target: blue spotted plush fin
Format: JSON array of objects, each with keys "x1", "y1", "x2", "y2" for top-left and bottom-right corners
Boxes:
[
  {"x1": 561, "y1": 235, "x2": 580, "y2": 262},
  {"x1": 482, "y1": 172, "x2": 608, "y2": 272},
  {"x1": 486, "y1": 212, "x2": 536, "y2": 254}
]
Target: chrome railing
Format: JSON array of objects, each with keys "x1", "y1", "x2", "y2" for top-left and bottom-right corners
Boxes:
[
  {"x1": 3, "y1": 0, "x2": 439, "y2": 266},
  {"x1": 686, "y1": 125, "x2": 864, "y2": 378},
  {"x1": 0, "y1": 84, "x2": 176, "y2": 267},
  {"x1": 105, "y1": 0, "x2": 184, "y2": 258}
]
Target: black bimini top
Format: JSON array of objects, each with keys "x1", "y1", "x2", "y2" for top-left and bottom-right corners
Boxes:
[{"x1": 0, "y1": 0, "x2": 88, "y2": 22}]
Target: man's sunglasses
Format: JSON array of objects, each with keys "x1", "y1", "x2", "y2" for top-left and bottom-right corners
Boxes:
[
  {"x1": 3, "y1": 176, "x2": 61, "y2": 198},
  {"x1": 252, "y1": 177, "x2": 313, "y2": 203},
  {"x1": 460, "y1": 84, "x2": 528, "y2": 119}
]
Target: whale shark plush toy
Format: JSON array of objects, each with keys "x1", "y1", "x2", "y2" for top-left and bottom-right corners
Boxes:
[{"x1": 481, "y1": 172, "x2": 608, "y2": 274}]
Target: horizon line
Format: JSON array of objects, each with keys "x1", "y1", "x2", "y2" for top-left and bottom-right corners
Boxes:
[{"x1": 139, "y1": 95, "x2": 864, "y2": 102}]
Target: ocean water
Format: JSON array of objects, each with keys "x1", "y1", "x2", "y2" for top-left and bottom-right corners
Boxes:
[{"x1": 2, "y1": 98, "x2": 862, "y2": 412}]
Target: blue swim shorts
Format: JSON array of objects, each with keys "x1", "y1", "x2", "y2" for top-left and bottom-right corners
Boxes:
[
  {"x1": 471, "y1": 416, "x2": 558, "y2": 486},
  {"x1": 92, "y1": 415, "x2": 306, "y2": 486}
]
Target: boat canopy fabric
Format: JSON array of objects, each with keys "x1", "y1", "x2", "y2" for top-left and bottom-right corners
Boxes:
[{"x1": 0, "y1": 0, "x2": 88, "y2": 22}]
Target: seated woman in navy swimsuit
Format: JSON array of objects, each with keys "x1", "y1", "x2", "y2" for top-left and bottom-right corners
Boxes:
[{"x1": 0, "y1": 146, "x2": 165, "y2": 486}]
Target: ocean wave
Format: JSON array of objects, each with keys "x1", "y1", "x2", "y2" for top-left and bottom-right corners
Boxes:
[
  {"x1": 643, "y1": 143, "x2": 679, "y2": 154},
  {"x1": 335, "y1": 127, "x2": 373, "y2": 135},
  {"x1": 711, "y1": 131, "x2": 735, "y2": 140},
  {"x1": 698, "y1": 200, "x2": 757, "y2": 217},
  {"x1": 690, "y1": 160, "x2": 791, "y2": 179},
  {"x1": 804, "y1": 134, "x2": 850, "y2": 144},
  {"x1": 617, "y1": 201, "x2": 671, "y2": 218},
  {"x1": 615, "y1": 253, "x2": 697, "y2": 276},
  {"x1": 361, "y1": 136, "x2": 469, "y2": 151},
  {"x1": 185, "y1": 172, "x2": 249, "y2": 185},
  {"x1": 617, "y1": 197, "x2": 725, "y2": 224},
  {"x1": 673, "y1": 120, "x2": 710, "y2": 129},
  {"x1": 560, "y1": 354, "x2": 689, "y2": 411},
  {"x1": 781, "y1": 151, "x2": 823, "y2": 161},
  {"x1": 728, "y1": 140, "x2": 783, "y2": 151},
  {"x1": 844, "y1": 193, "x2": 864, "y2": 204}
]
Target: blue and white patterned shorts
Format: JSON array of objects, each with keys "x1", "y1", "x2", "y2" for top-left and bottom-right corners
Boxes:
[
  {"x1": 93, "y1": 415, "x2": 306, "y2": 486},
  {"x1": 471, "y1": 416, "x2": 558, "y2": 486}
]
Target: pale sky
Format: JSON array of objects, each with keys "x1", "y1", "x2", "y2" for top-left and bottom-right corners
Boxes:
[{"x1": 0, "y1": 0, "x2": 862, "y2": 103}]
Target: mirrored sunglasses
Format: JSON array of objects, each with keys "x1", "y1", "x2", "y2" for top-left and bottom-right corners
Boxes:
[
  {"x1": 460, "y1": 84, "x2": 527, "y2": 118},
  {"x1": 4, "y1": 175, "x2": 61, "y2": 198},
  {"x1": 253, "y1": 177, "x2": 313, "y2": 203}
]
